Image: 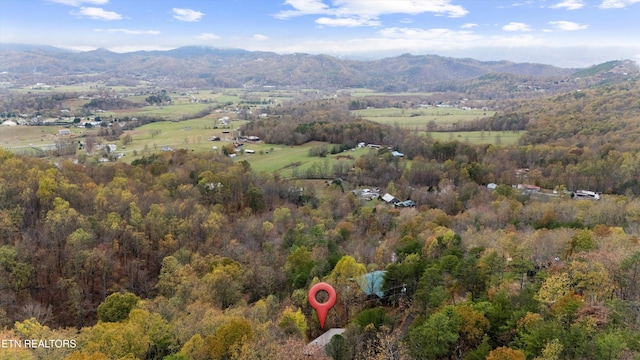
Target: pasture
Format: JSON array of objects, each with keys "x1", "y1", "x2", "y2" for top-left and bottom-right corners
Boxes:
[
  {"x1": 353, "y1": 107, "x2": 494, "y2": 128},
  {"x1": 235, "y1": 142, "x2": 373, "y2": 177},
  {"x1": 0, "y1": 125, "x2": 82, "y2": 149},
  {"x1": 427, "y1": 131, "x2": 524, "y2": 146},
  {"x1": 343, "y1": 88, "x2": 434, "y2": 97}
]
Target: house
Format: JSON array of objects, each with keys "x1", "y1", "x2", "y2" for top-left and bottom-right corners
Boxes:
[
  {"x1": 381, "y1": 193, "x2": 398, "y2": 204},
  {"x1": 352, "y1": 188, "x2": 379, "y2": 201},
  {"x1": 574, "y1": 190, "x2": 600, "y2": 200},
  {"x1": 106, "y1": 144, "x2": 117, "y2": 153},
  {"x1": 517, "y1": 184, "x2": 540, "y2": 192}
]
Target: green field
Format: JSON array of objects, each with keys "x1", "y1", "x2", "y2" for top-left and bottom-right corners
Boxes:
[
  {"x1": 116, "y1": 118, "x2": 246, "y2": 160},
  {"x1": 428, "y1": 131, "x2": 524, "y2": 145},
  {"x1": 342, "y1": 88, "x2": 434, "y2": 97},
  {"x1": 234, "y1": 141, "x2": 373, "y2": 177},
  {"x1": 104, "y1": 103, "x2": 215, "y2": 120},
  {"x1": 354, "y1": 107, "x2": 494, "y2": 128}
]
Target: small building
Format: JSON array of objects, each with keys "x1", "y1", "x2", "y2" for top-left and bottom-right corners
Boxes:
[
  {"x1": 106, "y1": 144, "x2": 117, "y2": 153},
  {"x1": 58, "y1": 129, "x2": 71, "y2": 136},
  {"x1": 573, "y1": 190, "x2": 600, "y2": 200},
  {"x1": 244, "y1": 149, "x2": 255, "y2": 154},
  {"x1": 517, "y1": 184, "x2": 540, "y2": 192},
  {"x1": 391, "y1": 151, "x2": 404, "y2": 157},
  {"x1": 381, "y1": 193, "x2": 398, "y2": 204}
]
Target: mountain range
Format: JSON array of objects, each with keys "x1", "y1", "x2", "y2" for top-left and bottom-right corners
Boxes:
[{"x1": 0, "y1": 44, "x2": 637, "y2": 93}]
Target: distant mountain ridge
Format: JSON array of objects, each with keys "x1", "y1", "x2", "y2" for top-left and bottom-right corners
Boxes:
[{"x1": 0, "y1": 44, "x2": 637, "y2": 92}]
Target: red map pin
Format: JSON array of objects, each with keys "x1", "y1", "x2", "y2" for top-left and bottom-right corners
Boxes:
[{"x1": 308, "y1": 282, "x2": 337, "y2": 329}]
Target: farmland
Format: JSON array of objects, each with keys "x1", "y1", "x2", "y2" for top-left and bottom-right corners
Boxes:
[
  {"x1": 353, "y1": 106, "x2": 494, "y2": 127},
  {"x1": 427, "y1": 130, "x2": 523, "y2": 145},
  {"x1": 351, "y1": 106, "x2": 524, "y2": 145}
]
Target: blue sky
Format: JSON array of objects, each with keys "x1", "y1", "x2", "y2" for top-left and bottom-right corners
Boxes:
[{"x1": 0, "y1": 0, "x2": 639, "y2": 67}]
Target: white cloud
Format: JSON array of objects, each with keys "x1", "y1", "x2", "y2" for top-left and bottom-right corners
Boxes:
[
  {"x1": 599, "y1": 0, "x2": 640, "y2": 8},
  {"x1": 461, "y1": 23, "x2": 478, "y2": 29},
  {"x1": 94, "y1": 28, "x2": 160, "y2": 35},
  {"x1": 550, "y1": 0, "x2": 585, "y2": 10},
  {"x1": 274, "y1": 0, "x2": 330, "y2": 18},
  {"x1": 196, "y1": 33, "x2": 220, "y2": 40},
  {"x1": 549, "y1": 20, "x2": 588, "y2": 30},
  {"x1": 73, "y1": 7, "x2": 122, "y2": 20},
  {"x1": 274, "y1": 0, "x2": 468, "y2": 27},
  {"x1": 330, "y1": 0, "x2": 469, "y2": 18},
  {"x1": 316, "y1": 17, "x2": 380, "y2": 27},
  {"x1": 502, "y1": 22, "x2": 531, "y2": 31},
  {"x1": 379, "y1": 27, "x2": 481, "y2": 43},
  {"x1": 48, "y1": 0, "x2": 108, "y2": 6},
  {"x1": 172, "y1": 8, "x2": 204, "y2": 22},
  {"x1": 252, "y1": 34, "x2": 269, "y2": 41}
]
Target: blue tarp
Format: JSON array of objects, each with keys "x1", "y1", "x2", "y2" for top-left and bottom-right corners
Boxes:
[{"x1": 357, "y1": 270, "x2": 386, "y2": 298}]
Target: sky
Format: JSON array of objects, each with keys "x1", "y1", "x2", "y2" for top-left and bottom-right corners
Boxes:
[{"x1": 0, "y1": 0, "x2": 639, "y2": 67}]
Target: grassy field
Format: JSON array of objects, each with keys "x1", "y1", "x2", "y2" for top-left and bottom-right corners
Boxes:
[
  {"x1": 354, "y1": 107, "x2": 494, "y2": 128},
  {"x1": 11, "y1": 82, "x2": 149, "y2": 93},
  {"x1": 0, "y1": 125, "x2": 84, "y2": 148},
  {"x1": 233, "y1": 141, "x2": 373, "y2": 177},
  {"x1": 104, "y1": 103, "x2": 215, "y2": 120},
  {"x1": 116, "y1": 118, "x2": 246, "y2": 159},
  {"x1": 428, "y1": 131, "x2": 524, "y2": 145},
  {"x1": 343, "y1": 88, "x2": 434, "y2": 97}
]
